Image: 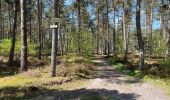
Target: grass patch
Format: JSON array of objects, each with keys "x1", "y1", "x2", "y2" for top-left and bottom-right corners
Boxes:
[
  {"x1": 144, "y1": 75, "x2": 170, "y2": 95},
  {"x1": 107, "y1": 57, "x2": 142, "y2": 78},
  {"x1": 107, "y1": 56, "x2": 170, "y2": 95}
]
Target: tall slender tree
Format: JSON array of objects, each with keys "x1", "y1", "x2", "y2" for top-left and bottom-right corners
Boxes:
[
  {"x1": 160, "y1": 0, "x2": 164, "y2": 37},
  {"x1": 20, "y1": 0, "x2": 28, "y2": 71},
  {"x1": 112, "y1": 0, "x2": 116, "y2": 58},
  {"x1": 168, "y1": 1, "x2": 170, "y2": 56},
  {"x1": 0, "y1": 0, "x2": 1, "y2": 41},
  {"x1": 148, "y1": 0, "x2": 154, "y2": 55},
  {"x1": 136, "y1": 0, "x2": 144, "y2": 70},
  {"x1": 8, "y1": 0, "x2": 19, "y2": 66},
  {"x1": 106, "y1": 0, "x2": 110, "y2": 56},
  {"x1": 38, "y1": 0, "x2": 42, "y2": 60},
  {"x1": 77, "y1": 0, "x2": 81, "y2": 54},
  {"x1": 95, "y1": 1, "x2": 99, "y2": 54},
  {"x1": 122, "y1": 0, "x2": 128, "y2": 61}
]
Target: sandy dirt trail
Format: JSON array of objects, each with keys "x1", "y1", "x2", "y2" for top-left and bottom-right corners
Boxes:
[
  {"x1": 34, "y1": 55, "x2": 170, "y2": 100},
  {"x1": 87, "y1": 55, "x2": 170, "y2": 100}
]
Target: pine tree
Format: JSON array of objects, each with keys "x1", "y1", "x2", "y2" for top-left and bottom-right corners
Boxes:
[{"x1": 20, "y1": 0, "x2": 28, "y2": 71}]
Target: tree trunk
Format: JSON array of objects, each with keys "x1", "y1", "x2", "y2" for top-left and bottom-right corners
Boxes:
[
  {"x1": 144, "y1": 5, "x2": 147, "y2": 37},
  {"x1": 59, "y1": 1, "x2": 63, "y2": 56},
  {"x1": 51, "y1": 0, "x2": 59, "y2": 77},
  {"x1": 123, "y1": 1, "x2": 128, "y2": 61},
  {"x1": 96, "y1": 2, "x2": 99, "y2": 54},
  {"x1": 136, "y1": 0, "x2": 144, "y2": 71},
  {"x1": 148, "y1": 0, "x2": 153, "y2": 55},
  {"x1": 60, "y1": 27, "x2": 64, "y2": 56},
  {"x1": 0, "y1": 0, "x2": 1, "y2": 41},
  {"x1": 160, "y1": 0, "x2": 166, "y2": 40},
  {"x1": 102, "y1": 15, "x2": 105, "y2": 55},
  {"x1": 20, "y1": 0, "x2": 28, "y2": 71},
  {"x1": 8, "y1": 7, "x2": 11, "y2": 39},
  {"x1": 168, "y1": 3, "x2": 170, "y2": 56},
  {"x1": 106, "y1": 0, "x2": 110, "y2": 56},
  {"x1": 29, "y1": 0, "x2": 32, "y2": 43},
  {"x1": 8, "y1": 0, "x2": 19, "y2": 66},
  {"x1": 77, "y1": 0, "x2": 81, "y2": 54},
  {"x1": 112, "y1": 0, "x2": 116, "y2": 58},
  {"x1": 38, "y1": 0, "x2": 42, "y2": 60},
  {"x1": 2, "y1": 18, "x2": 4, "y2": 40}
]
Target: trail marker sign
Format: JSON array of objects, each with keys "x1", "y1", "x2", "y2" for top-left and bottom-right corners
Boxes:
[
  {"x1": 50, "y1": 25, "x2": 58, "y2": 29},
  {"x1": 50, "y1": 18, "x2": 60, "y2": 29}
]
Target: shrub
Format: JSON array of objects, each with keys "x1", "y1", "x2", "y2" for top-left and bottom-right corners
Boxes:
[
  {"x1": 57, "y1": 56, "x2": 94, "y2": 79},
  {"x1": 152, "y1": 32, "x2": 167, "y2": 57},
  {"x1": 0, "y1": 39, "x2": 36, "y2": 56},
  {"x1": 67, "y1": 29, "x2": 94, "y2": 56}
]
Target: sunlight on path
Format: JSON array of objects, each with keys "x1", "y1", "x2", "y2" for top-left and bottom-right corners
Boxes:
[
  {"x1": 87, "y1": 55, "x2": 170, "y2": 100},
  {"x1": 33, "y1": 55, "x2": 170, "y2": 100}
]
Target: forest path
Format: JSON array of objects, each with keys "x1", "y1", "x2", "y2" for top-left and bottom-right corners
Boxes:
[
  {"x1": 86, "y1": 55, "x2": 170, "y2": 100},
  {"x1": 33, "y1": 55, "x2": 170, "y2": 100}
]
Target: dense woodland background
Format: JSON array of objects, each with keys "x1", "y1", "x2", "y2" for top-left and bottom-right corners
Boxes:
[{"x1": 0, "y1": 0, "x2": 170, "y2": 99}]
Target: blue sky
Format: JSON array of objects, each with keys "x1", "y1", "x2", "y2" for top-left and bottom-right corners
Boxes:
[
  {"x1": 65, "y1": 0, "x2": 73, "y2": 6},
  {"x1": 64, "y1": 0, "x2": 160, "y2": 30}
]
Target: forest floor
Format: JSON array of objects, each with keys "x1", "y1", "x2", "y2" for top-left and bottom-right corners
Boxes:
[{"x1": 33, "y1": 55, "x2": 170, "y2": 100}]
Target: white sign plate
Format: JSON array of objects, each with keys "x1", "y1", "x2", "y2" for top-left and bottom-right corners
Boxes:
[{"x1": 50, "y1": 25, "x2": 58, "y2": 29}]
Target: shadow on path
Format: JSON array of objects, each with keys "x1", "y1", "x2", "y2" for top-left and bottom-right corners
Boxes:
[
  {"x1": 34, "y1": 88, "x2": 140, "y2": 100},
  {"x1": 91, "y1": 55, "x2": 143, "y2": 84}
]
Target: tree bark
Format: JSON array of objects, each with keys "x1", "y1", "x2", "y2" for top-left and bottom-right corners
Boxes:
[
  {"x1": 160, "y1": 0, "x2": 166, "y2": 40},
  {"x1": 0, "y1": 0, "x2": 1, "y2": 41},
  {"x1": 77, "y1": 0, "x2": 81, "y2": 54},
  {"x1": 102, "y1": 14, "x2": 105, "y2": 55},
  {"x1": 148, "y1": 0, "x2": 153, "y2": 55},
  {"x1": 96, "y1": 2, "x2": 99, "y2": 54},
  {"x1": 8, "y1": 0, "x2": 19, "y2": 66},
  {"x1": 8, "y1": 7, "x2": 11, "y2": 39},
  {"x1": 112, "y1": 0, "x2": 116, "y2": 58},
  {"x1": 168, "y1": 3, "x2": 170, "y2": 56},
  {"x1": 60, "y1": 26, "x2": 64, "y2": 56},
  {"x1": 106, "y1": 0, "x2": 110, "y2": 56},
  {"x1": 144, "y1": 3, "x2": 147, "y2": 37},
  {"x1": 2, "y1": 18, "x2": 4, "y2": 40},
  {"x1": 38, "y1": 0, "x2": 42, "y2": 60},
  {"x1": 29, "y1": 0, "x2": 32, "y2": 43},
  {"x1": 136, "y1": 0, "x2": 144, "y2": 71},
  {"x1": 123, "y1": 1, "x2": 128, "y2": 61},
  {"x1": 20, "y1": 0, "x2": 28, "y2": 71}
]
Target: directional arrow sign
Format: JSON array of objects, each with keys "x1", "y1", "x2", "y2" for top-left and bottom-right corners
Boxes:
[{"x1": 50, "y1": 25, "x2": 58, "y2": 29}]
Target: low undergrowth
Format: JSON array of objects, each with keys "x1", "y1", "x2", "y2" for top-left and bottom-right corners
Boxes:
[
  {"x1": 107, "y1": 55, "x2": 170, "y2": 95},
  {"x1": 0, "y1": 55, "x2": 94, "y2": 99},
  {"x1": 57, "y1": 55, "x2": 94, "y2": 79},
  {"x1": 0, "y1": 39, "x2": 36, "y2": 56},
  {"x1": 107, "y1": 58, "x2": 142, "y2": 78}
]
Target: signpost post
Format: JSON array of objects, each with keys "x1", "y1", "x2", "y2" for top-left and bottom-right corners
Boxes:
[{"x1": 50, "y1": 18, "x2": 60, "y2": 77}]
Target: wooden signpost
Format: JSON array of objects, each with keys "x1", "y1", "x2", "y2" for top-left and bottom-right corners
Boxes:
[
  {"x1": 50, "y1": 18, "x2": 60, "y2": 77},
  {"x1": 50, "y1": 18, "x2": 60, "y2": 29}
]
